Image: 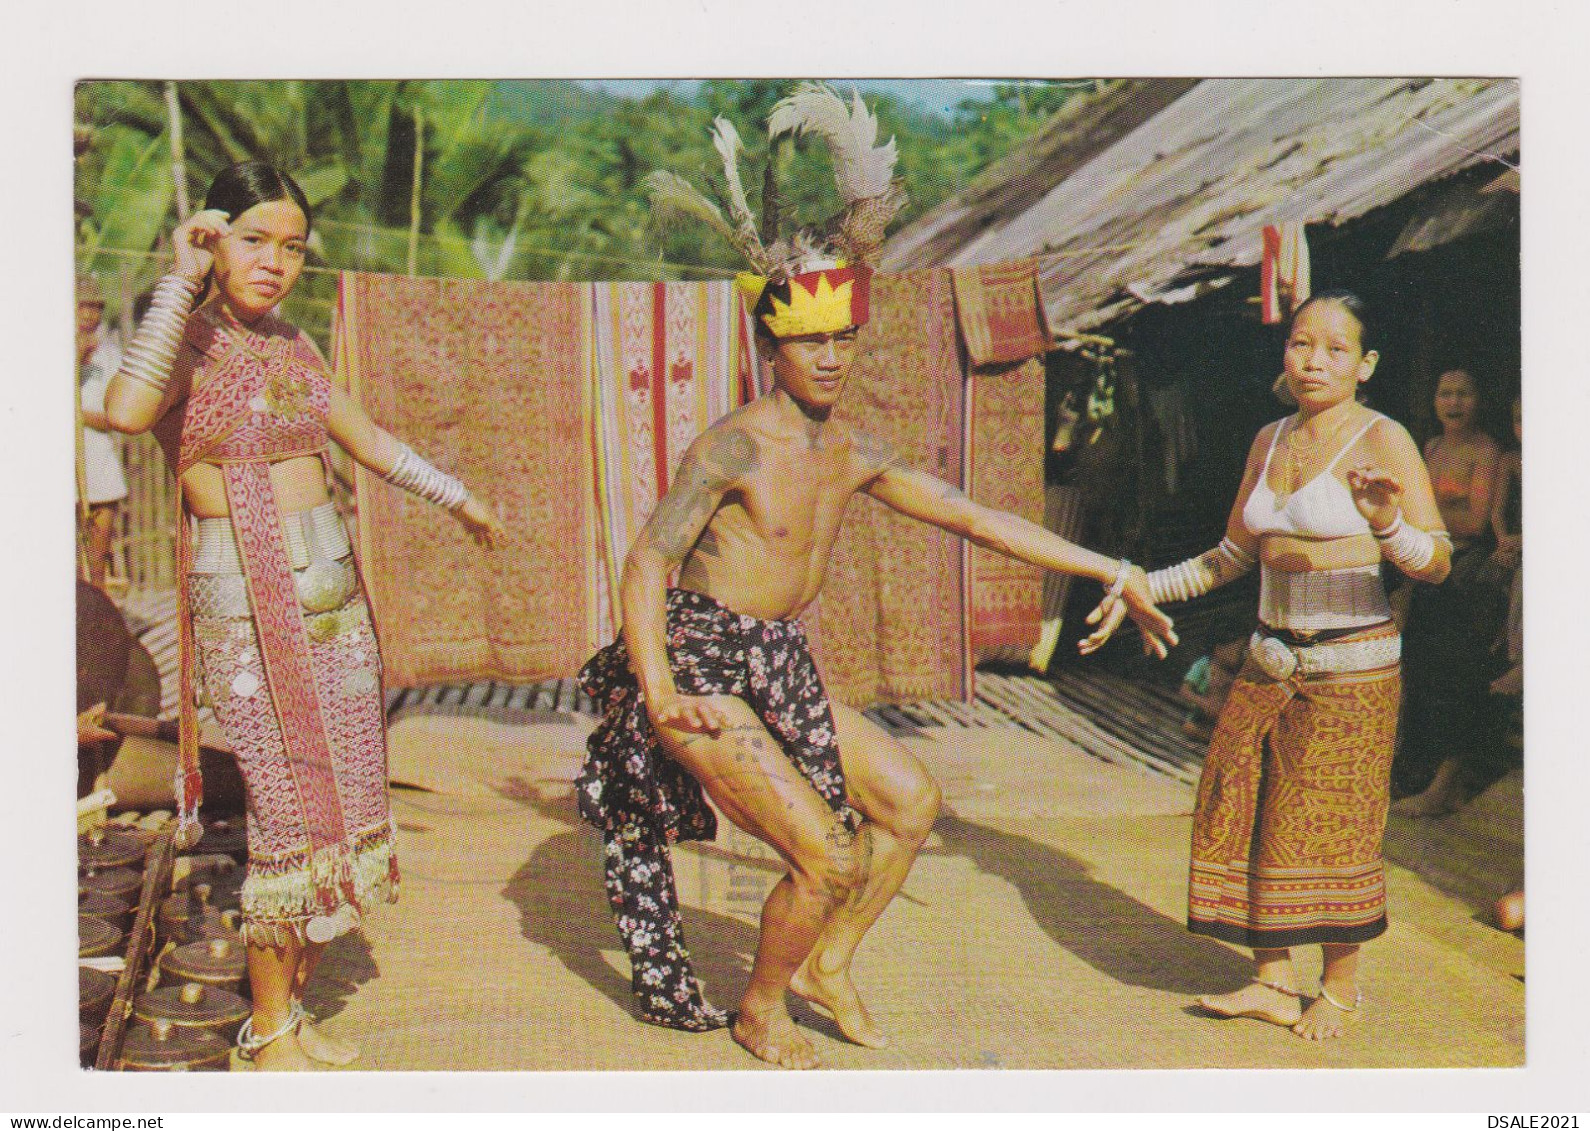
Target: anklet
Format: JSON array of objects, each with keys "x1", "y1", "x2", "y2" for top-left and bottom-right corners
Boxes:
[
  {"x1": 1318, "y1": 984, "x2": 1362, "y2": 1012},
  {"x1": 1255, "y1": 978, "x2": 1303, "y2": 997},
  {"x1": 236, "y1": 1000, "x2": 305, "y2": 1059}
]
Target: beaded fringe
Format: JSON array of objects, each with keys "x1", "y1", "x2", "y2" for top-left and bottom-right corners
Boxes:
[{"x1": 239, "y1": 821, "x2": 399, "y2": 948}]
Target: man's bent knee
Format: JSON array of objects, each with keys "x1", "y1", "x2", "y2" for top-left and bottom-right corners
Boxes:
[
  {"x1": 896, "y1": 777, "x2": 941, "y2": 846},
  {"x1": 791, "y1": 819, "x2": 865, "y2": 907}
]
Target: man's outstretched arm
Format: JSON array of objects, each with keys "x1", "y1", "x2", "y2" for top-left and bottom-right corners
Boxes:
[
  {"x1": 620, "y1": 426, "x2": 760, "y2": 732},
  {"x1": 861, "y1": 451, "x2": 1177, "y2": 657}
]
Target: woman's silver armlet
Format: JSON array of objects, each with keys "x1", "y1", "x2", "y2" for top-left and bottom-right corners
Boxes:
[
  {"x1": 385, "y1": 444, "x2": 468, "y2": 510},
  {"x1": 1148, "y1": 538, "x2": 1253, "y2": 605},
  {"x1": 1372, "y1": 511, "x2": 1437, "y2": 572},
  {"x1": 117, "y1": 274, "x2": 201, "y2": 393}
]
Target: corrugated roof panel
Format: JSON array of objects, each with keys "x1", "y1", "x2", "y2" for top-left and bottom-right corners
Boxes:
[{"x1": 883, "y1": 78, "x2": 1519, "y2": 334}]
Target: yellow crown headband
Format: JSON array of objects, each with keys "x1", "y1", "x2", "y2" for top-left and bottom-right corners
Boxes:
[{"x1": 737, "y1": 264, "x2": 869, "y2": 337}]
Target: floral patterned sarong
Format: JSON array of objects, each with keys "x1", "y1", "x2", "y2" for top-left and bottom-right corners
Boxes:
[{"x1": 577, "y1": 588, "x2": 853, "y2": 1031}]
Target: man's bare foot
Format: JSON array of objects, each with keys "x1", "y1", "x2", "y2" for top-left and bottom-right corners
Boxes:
[
  {"x1": 247, "y1": 1028, "x2": 314, "y2": 1071},
  {"x1": 1196, "y1": 980, "x2": 1303, "y2": 1026},
  {"x1": 791, "y1": 954, "x2": 888, "y2": 1049},
  {"x1": 296, "y1": 1014, "x2": 358, "y2": 1066},
  {"x1": 732, "y1": 1005, "x2": 819, "y2": 1070},
  {"x1": 1292, "y1": 984, "x2": 1359, "y2": 1041}
]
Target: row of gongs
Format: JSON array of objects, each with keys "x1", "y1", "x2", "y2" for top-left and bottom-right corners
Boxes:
[{"x1": 79, "y1": 816, "x2": 253, "y2": 1070}]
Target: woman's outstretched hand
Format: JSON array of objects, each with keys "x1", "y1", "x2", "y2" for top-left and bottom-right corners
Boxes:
[
  {"x1": 454, "y1": 493, "x2": 508, "y2": 549},
  {"x1": 172, "y1": 209, "x2": 231, "y2": 281},
  {"x1": 1080, "y1": 564, "x2": 1178, "y2": 659},
  {"x1": 1346, "y1": 464, "x2": 1403, "y2": 531}
]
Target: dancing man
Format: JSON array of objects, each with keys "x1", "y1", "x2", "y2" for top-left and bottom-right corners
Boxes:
[{"x1": 577, "y1": 86, "x2": 1177, "y2": 1069}]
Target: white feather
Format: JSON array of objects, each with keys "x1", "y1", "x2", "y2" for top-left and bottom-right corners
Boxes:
[
  {"x1": 710, "y1": 117, "x2": 759, "y2": 241},
  {"x1": 768, "y1": 82, "x2": 897, "y2": 203},
  {"x1": 644, "y1": 171, "x2": 735, "y2": 242}
]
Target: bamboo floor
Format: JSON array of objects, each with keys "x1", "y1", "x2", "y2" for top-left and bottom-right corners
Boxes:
[{"x1": 108, "y1": 591, "x2": 1525, "y2": 1072}]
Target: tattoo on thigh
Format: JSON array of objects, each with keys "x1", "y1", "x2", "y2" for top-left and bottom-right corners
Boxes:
[
  {"x1": 819, "y1": 821, "x2": 870, "y2": 907},
  {"x1": 846, "y1": 825, "x2": 875, "y2": 909}
]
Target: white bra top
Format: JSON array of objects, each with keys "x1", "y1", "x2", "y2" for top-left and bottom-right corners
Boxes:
[{"x1": 1242, "y1": 414, "x2": 1383, "y2": 540}]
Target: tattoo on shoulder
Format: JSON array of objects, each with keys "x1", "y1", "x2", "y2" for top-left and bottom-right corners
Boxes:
[
  {"x1": 853, "y1": 430, "x2": 902, "y2": 472},
  {"x1": 647, "y1": 428, "x2": 758, "y2": 560}
]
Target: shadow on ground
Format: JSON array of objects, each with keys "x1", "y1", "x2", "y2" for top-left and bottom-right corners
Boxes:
[
  {"x1": 496, "y1": 782, "x2": 764, "y2": 1025},
  {"x1": 927, "y1": 807, "x2": 1251, "y2": 994},
  {"x1": 492, "y1": 766, "x2": 1251, "y2": 1021},
  {"x1": 304, "y1": 929, "x2": 381, "y2": 1022}
]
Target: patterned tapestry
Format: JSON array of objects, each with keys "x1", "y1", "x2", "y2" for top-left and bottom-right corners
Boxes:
[
  {"x1": 334, "y1": 267, "x2": 1048, "y2": 706},
  {"x1": 806, "y1": 268, "x2": 970, "y2": 705},
  {"x1": 588, "y1": 281, "x2": 757, "y2": 643},
  {"x1": 950, "y1": 258, "x2": 1053, "y2": 367},
  {"x1": 334, "y1": 272, "x2": 593, "y2": 686},
  {"x1": 966, "y1": 358, "x2": 1048, "y2": 664}
]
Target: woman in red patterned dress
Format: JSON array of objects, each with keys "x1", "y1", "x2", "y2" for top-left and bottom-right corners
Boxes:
[
  {"x1": 1143, "y1": 292, "x2": 1450, "y2": 1040},
  {"x1": 107, "y1": 162, "x2": 505, "y2": 1070}
]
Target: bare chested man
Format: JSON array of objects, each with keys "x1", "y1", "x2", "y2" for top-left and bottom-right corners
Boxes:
[{"x1": 576, "y1": 264, "x2": 1177, "y2": 1070}]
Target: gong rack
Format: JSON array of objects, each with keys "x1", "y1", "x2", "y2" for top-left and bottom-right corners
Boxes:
[{"x1": 93, "y1": 826, "x2": 177, "y2": 1070}]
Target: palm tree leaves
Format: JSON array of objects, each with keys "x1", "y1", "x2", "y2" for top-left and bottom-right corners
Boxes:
[
  {"x1": 74, "y1": 78, "x2": 1078, "y2": 320},
  {"x1": 77, "y1": 125, "x2": 173, "y2": 280}
]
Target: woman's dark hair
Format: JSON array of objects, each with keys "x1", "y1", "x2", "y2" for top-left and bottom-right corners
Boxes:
[
  {"x1": 203, "y1": 161, "x2": 312, "y2": 235},
  {"x1": 1289, "y1": 288, "x2": 1378, "y2": 353}
]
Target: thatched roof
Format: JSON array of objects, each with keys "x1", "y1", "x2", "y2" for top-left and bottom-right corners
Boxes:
[
  {"x1": 882, "y1": 78, "x2": 1520, "y2": 335},
  {"x1": 881, "y1": 79, "x2": 1199, "y2": 271}
]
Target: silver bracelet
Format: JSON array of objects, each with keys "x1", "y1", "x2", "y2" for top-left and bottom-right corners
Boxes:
[
  {"x1": 1149, "y1": 557, "x2": 1208, "y2": 605},
  {"x1": 385, "y1": 444, "x2": 468, "y2": 510},
  {"x1": 1107, "y1": 559, "x2": 1132, "y2": 601},
  {"x1": 1215, "y1": 536, "x2": 1257, "y2": 573},
  {"x1": 1372, "y1": 509, "x2": 1436, "y2": 573},
  {"x1": 117, "y1": 274, "x2": 201, "y2": 394}
]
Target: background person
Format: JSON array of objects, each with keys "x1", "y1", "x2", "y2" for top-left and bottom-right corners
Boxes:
[
  {"x1": 1393, "y1": 369, "x2": 1508, "y2": 816},
  {"x1": 77, "y1": 275, "x2": 127, "y2": 590}
]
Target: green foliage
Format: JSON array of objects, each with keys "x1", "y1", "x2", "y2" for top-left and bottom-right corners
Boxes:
[
  {"x1": 74, "y1": 79, "x2": 1074, "y2": 338},
  {"x1": 77, "y1": 124, "x2": 173, "y2": 290},
  {"x1": 944, "y1": 81, "x2": 1082, "y2": 174}
]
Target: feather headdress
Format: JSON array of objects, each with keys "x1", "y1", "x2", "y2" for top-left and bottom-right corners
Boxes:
[
  {"x1": 767, "y1": 82, "x2": 898, "y2": 204},
  {"x1": 643, "y1": 83, "x2": 906, "y2": 336},
  {"x1": 768, "y1": 82, "x2": 908, "y2": 267}
]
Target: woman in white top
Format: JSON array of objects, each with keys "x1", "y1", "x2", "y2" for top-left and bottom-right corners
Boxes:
[{"x1": 1145, "y1": 290, "x2": 1450, "y2": 1040}]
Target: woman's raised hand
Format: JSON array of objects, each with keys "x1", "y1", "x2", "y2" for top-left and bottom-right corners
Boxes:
[
  {"x1": 453, "y1": 493, "x2": 508, "y2": 550},
  {"x1": 1346, "y1": 464, "x2": 1403, "y2": 530},
  {"x1": 172, "y1": 209, "x2": 231, "y2": 281}
]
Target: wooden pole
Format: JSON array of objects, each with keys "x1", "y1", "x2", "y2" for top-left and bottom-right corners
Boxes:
[
  {"x1": 407, "y1": 109, "x2": 424, "y2": 277},
  {"x1": 74, "y1": 353, "x2": 90, "y2": 582},
  {"x1": 164, "y1": 81, "x2": 190, "y2": 219}
]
